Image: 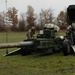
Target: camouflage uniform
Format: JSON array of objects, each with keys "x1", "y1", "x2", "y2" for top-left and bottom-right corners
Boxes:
[
  {"x1": 27, "y1": 26, "x2": 35, "y2": 39},
  {"x1": 67, "y1": 22, "x2": 75, "y2": 45},
  {"x1": 44, "y1": 23, "x2": 60, "y2": 32}
]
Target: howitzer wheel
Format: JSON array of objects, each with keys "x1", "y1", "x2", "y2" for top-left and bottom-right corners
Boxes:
[
  {"x1": 63, "y1": 40, "x2": 71, "y2": 56},
  {"x1": 21, "y1": 47, "x2": 32, "y2": 56}
]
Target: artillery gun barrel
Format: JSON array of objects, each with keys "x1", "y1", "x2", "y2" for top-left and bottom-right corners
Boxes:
[{"x1": 0, "y1": 41, "x2": 33, "y2": 49}]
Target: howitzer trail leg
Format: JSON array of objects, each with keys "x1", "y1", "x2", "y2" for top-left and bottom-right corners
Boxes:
[{"x1": 3, "y1": 48, "x2": 21, "y2": 56}]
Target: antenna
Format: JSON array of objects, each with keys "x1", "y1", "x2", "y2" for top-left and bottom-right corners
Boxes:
[{"x1": 5, "y1": 0, "x2": 8, "y2": 54}]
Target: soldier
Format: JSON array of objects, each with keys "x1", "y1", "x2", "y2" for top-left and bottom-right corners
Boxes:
[
  {"x1": 27, "y1": 26, "x2": 35, "y2": 39},
  {"x1": 67, "y1": 22, "x2": 75, "y2": 45},
  {"x1": 71, "y1": 22, "x2": 75, "y2": 45},
  {"x1": 27, "y1": 29, "x2": 32, "y2": 39}
]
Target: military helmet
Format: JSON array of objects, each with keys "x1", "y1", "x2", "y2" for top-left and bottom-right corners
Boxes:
[
  {"x1": 31, "y1": 26, "x2": 35, "y2": 30},
  {"x1": 72, "y1": 22, "x2": 75, "y2": 29}
]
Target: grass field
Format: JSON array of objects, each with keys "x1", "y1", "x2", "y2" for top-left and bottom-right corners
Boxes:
[{"x1": 0, "y1": 31, "x2": 75, "y2": 75}]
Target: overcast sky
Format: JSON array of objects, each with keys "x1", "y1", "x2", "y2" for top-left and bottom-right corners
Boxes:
[{"x1": 0, "y1": 0, "x2": 75, "y2": 17}]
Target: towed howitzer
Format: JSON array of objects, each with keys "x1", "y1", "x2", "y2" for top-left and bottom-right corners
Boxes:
[
  {"x1": 0, "y1": 24, "x2": 64, "y2": 56},
  {"x1": 1, "y1": 5, "x2": 75, "y2": 56}
]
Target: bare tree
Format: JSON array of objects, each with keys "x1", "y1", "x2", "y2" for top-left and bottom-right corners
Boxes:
[
  {"x1": 7, "y1": 7, "x2": 18, "y2": 31},
  {"x1": 57, "y1": 10, "x2": 67, "y2": 29},
  {"x1": 18, "y1": 13, "x2": 26, "y2": 31},
  {"x1": 26, "y1": 5, "x2": 36, "y2": 30},
  {"x1": 49, "y1": 9, "x2": 54, "y2": 23},
  {"x1": 0, "y1": 12, "x2": 6, "y2": 31},
  {"x1": 38, "y1": 13, "x2": 44, "y2": 29},
  {"x1": 40, "y1": 8, "x2": 54, "y2": 24}
]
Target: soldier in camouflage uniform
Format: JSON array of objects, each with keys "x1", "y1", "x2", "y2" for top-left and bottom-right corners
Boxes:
[
  {"x1": 27, "y1": 26, "x2": 35, "y2": 39},
  {"x1": 67, "y1": 22, "x2": 75, "y2": 45}
]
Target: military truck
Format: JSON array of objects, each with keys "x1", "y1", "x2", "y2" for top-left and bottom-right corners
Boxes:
[{"x1": 62, "y1": 5, "x2": 75, "y2": 56}]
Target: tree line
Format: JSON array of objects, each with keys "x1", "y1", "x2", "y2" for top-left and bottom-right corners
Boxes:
[{"x1": 0, "y1": 5, "x2": 67, "y2": 32}]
